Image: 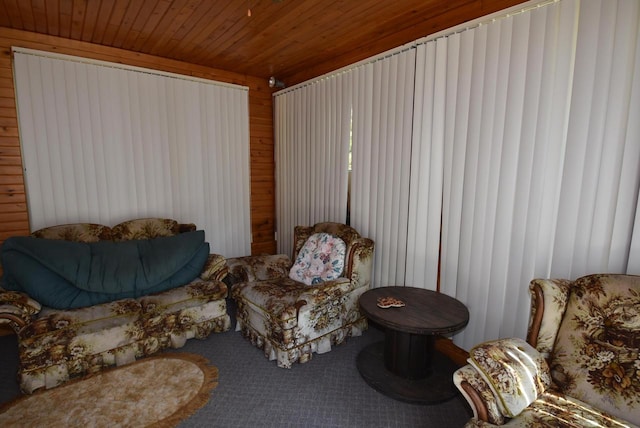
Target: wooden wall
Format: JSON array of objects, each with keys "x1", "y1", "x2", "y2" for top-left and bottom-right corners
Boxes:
[{"x1": 0, "y1": 27, "x2": 277, "y2": 268}]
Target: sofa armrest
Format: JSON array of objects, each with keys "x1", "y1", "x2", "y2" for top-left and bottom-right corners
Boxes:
[
  {"x1": 199, "y1": 254, "x2": 229, "y2": 282},
  {"x1": 0, "y1": 290, "x2": 41, "y2": 334},
  {"x1": 454, "y1": 364, "x2": 505, "y2": 425},
  {"x1": 226, "y1": 255, "x2": 292, "y2": 283}
]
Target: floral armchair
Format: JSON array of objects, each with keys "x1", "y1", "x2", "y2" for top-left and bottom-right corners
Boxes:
[
  {"x1": 453, "y1": 274, "x2": 640, "y2": 427},
  {"x1": 227, "y1": 222, "x2": 374, "y2": 368}
]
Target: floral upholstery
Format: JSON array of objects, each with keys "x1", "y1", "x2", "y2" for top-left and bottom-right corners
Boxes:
[
  {"x1": 464, "y1": 390, "x2": 633, "y2": 427},
  {"x1": 468, "y1": 338, "x2": 551, "y2": 417},
  {"x1": 111, "y1": 218, "x2": 192, "y2": 241},
  {"x1": 0, "y1": 218, "x2": 231, "y2": 393},
  {"x1": 0, "y1": 291, "x2": 41, "y2": 334},
  {"x1": 454, "y1": 274, "x2": 640, "y2": 427},
  {"x1": 549, "y1": 275, "x2": 640, "y2": 424},
  {"x1": 226, "y1": 254, "x2": 291, "y2": 284},
  {"x1": 229, "y1": 222, "x2": 374, "y2": 368},
  {"x1": 31, "y1": 223, "x2": 113, "y2": 242},
  {"x1": 289, "y1": 233, "x2": 346, "y2": 285}
]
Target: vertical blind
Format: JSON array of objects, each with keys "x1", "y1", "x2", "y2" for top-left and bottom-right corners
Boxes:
[
  {"x1": 437, "y1": 0, "x2": 582, "y2": 349},
  {"x1": 13, "y1": 49, "x2": 251, "y2": 257},
  {"x1": 551, "y1": 0, "x2": 640, "y2": 278},
  {"x1": 274, "y1": 76, "x2": 351, "y2": 260},
  {"x1": 434, "y1": 0, "x2": 640, "y2": 349},
  {"x1": 274, "y1": 75, "x2": 351, "y2": 258}
]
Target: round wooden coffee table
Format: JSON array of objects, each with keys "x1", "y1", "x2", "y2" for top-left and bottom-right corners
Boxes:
[{"x1": 357, "y1": 286, "x2": 469, "y2": 404}]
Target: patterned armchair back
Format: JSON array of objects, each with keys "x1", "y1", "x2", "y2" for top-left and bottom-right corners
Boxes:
[{"x1": 544, "y1": 274, "x2": 640, "y2": 425}]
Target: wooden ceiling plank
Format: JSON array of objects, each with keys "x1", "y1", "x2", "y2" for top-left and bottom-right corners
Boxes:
[
  {"x1": 45, "y1": 0, "x2": 61, "y2": 36},
  {"x1": 206, "y1": 0, "x2": 318, "y2": 57},
  {"x1": 80, "y1": 0, "x2": 102, "y2": 41},
  {"x1": 0, "y1": 2, "x2": 11, "y2": 28},
  {"x1": 31, "y1": 0, "x2": 49, "y2": 33},
  {"x1": 147, "y1": 0, "x2": 203, "y2": 56},
  {"x1": 193, "y1": 0, "x2": 321, "y2": 71},
  {"x1": 241, "y1": 1, "x2": 361, "y2": 72},
  {"x1": 90, "y1": 0, "x2": 117, "y2": 44},
  {"x1": 58, "y1": 0, "x2": 73, "y2": 38},
  {"x1": 69, "y1": 0, "x2": 87, "y2": 40},
  {"x1": 129, "y1": 0, "x2": 172, "y2": 51},
  {"x1": 17, "y1": 0, "x2": 36, "y2": 32},
  {"x1": 0, "y1": 0, "x2": 23, "y2": 28},
  {"x1": 171, "y1": 1, "x2": 245, "y2": 62},
  {"x1": 100, "y1": 0, "x2": 130, "y2": 45},
  {"x1": 120, "y1": 0, "x2": 156, "y2": 49},
  {"x1": 111, "y1": 0, "x2": 144, "y2": 48},
  {"x1": 221, "y1": 0, "x2": 422, "y2": 75}
]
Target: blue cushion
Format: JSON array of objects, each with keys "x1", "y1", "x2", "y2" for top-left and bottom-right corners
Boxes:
[{"x1": 1, "y1": 231, "x2": 209, "y2": 309}]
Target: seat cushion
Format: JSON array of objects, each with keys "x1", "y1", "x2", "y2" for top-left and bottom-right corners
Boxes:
[
  {"x1": 18, "y1": 299, "x2": 143, "y2": 371},
  {"x1": 233, "y1": 277, "x2": 314, "y2": 328},
  {"x1": 548, "y1": 274, "x2": 640, "y2": 426},
  {"x1": 289, "y1": 233, "x2": 346, "y2": 285},
  {"x1": 467, "y1": 389, "x2": 636, "y2": 427}
]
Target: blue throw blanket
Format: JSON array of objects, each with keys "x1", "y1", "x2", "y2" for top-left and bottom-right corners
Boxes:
[{"x1": 1, "y1": 231, "x2": 210, "y2": 309}]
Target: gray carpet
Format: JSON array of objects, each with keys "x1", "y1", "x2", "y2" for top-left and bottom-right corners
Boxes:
[{"x1": 0, "y1": 300, "x2": 473, "y2": 427}]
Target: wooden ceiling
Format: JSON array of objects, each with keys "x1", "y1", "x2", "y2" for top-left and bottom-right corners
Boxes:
[{"x1": 0, "y1": 0, "x2": 526, "y2": 86}]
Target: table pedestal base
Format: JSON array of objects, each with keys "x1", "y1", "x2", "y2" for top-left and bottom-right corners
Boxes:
[{"x1": 357, "y1": 341, "x2": 459, "y2": 404}]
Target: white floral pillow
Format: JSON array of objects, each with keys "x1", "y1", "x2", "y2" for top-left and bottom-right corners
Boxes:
[{"x1": 289, "y1": 233, "x2": 346, "y2": 285}]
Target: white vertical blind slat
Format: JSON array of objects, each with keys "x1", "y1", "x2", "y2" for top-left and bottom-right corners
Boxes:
[{"x1": 406, "y1": 39, "x2": 446, "y2": 291}]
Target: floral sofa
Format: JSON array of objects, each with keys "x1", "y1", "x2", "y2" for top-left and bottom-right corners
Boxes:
[
  {"x1": 227, "y1": 222, "x2": 374, "y2": 368},
  {"x1": 453, "y1": 274, "x2": 639, "y2": 427},
  {"x1": 0, "y1": 218, "x2": 231, "y2": 393}
]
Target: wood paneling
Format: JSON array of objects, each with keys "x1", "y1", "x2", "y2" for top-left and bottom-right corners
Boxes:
[
  {"x1": 0, "y1": 0, "x2": 527, "y2": 86},
  {"x1": 0, "y1": 27, "x2": 277, "y2": 268}
]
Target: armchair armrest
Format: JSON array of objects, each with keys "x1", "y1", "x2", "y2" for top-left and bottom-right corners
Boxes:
[
  {"x1": 526, "y1": 278, "x2": 572, "y2": 358},
  {"x1": 297, "y1": 277, "x2": 353, "y2": 305},
  {"x1": 225, "y1": 254, "x2": 292, "y2": 283},
  {"x1": 0, "y1": 290, "x2": 41, "y2": 334},
  {"x1": 199, "y1": 253, "x2": 229, "y2": 282},
  {"x1": 346, "y1": 237, "x2": 375, "y2": 286},
  {"x1": 459, "y1": 337, "x2": 551, "y2": 422},
  {"x1": 453, "y1": 365, "x2": 505, "y2": 425}
]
